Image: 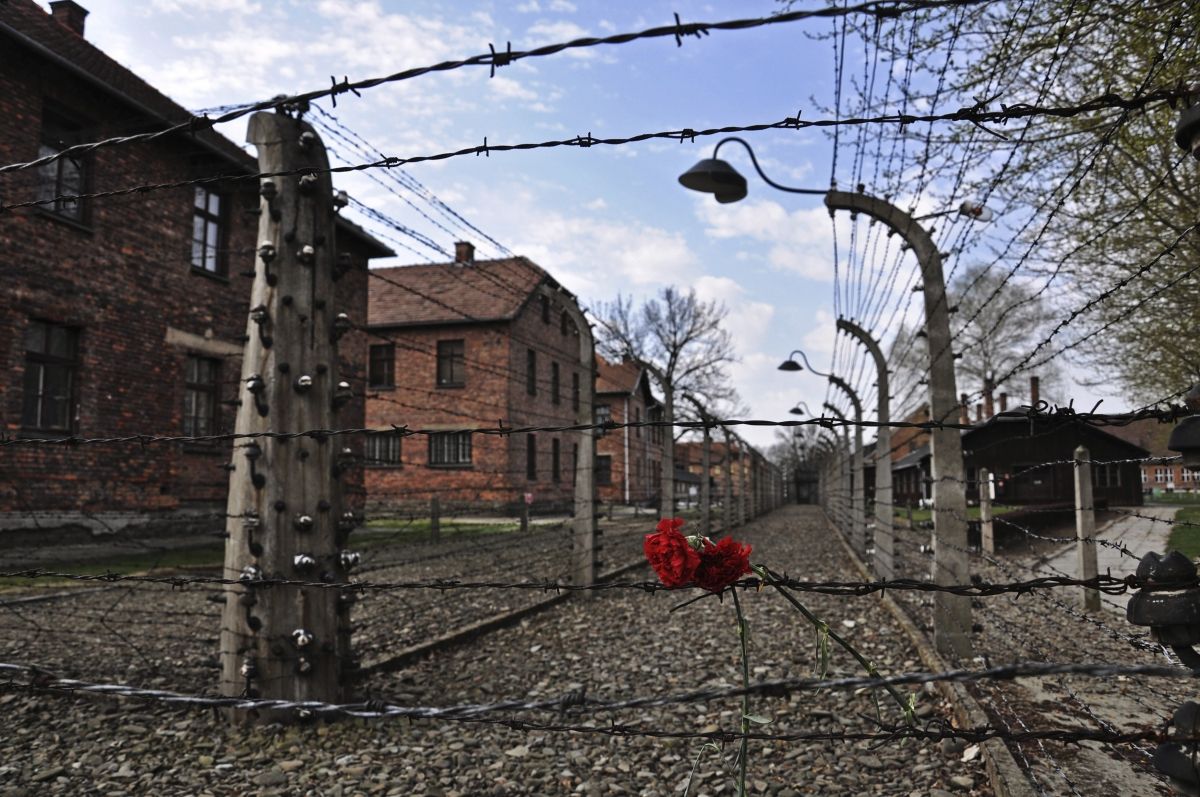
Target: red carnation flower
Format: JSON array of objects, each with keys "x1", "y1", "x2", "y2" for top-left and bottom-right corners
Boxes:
[
  {"x1": 694, "y1": 536, "x2": 753, "y2": 594},
  {"x1": 656, "y1": 517, "x2": 686, "y2": 534},
  {"x1": 643, "y1": 519, "x2": 699, "y2": 588}
]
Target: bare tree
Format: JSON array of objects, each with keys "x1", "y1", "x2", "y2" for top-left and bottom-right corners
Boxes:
[
  {"x1": 949, "y1": 262, "x2": 1062, "y2": 407},
  {"x1": 593, "y1": 287, "x2": 737, "y2": 517}
]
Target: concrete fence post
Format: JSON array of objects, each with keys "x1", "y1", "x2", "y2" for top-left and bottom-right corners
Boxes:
[
  {"x1": 1074, "y1": 446, "x2": 1101, "y2": 611},
  {"x1": 979, "y1": 468, "x2": 993, "y2": 555}
]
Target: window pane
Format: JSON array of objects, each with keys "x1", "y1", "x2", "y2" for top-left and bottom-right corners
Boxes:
[
  {"x1": 21, "y1": 365, "x2": 42, "y2": 427},
  {"x1": 24, "y1": 321, "x2": 46, "y2": 354},
  {"x1": 47, "y1": 326, "x2": 75, "y2": 359},
  {"x1": 195, "y1": 186, "x2": 206, "y2": 209},
  {"x1": 41, "y1": 364, "x2": 72, "y2": 428},
  {"x1": 207, "y1": 191, "x2": 221, "y2": 216}
]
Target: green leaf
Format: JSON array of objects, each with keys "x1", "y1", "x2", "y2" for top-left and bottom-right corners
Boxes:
[{"x1": 744, "y1": 713, "x2": 773, "y2": 725}]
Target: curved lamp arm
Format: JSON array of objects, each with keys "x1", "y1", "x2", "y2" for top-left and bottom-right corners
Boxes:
[
  {"x1": 712, "y1": 137, "x2": 826, "y2": 196},
  {"x1": 782, "y1": 349, "x2": 831, "y2": 378}
]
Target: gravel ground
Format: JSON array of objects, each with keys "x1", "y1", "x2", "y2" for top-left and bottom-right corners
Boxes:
[
  {"x1": 0, "y1": 506, "x2": 995, "y2": 796},
  {"x1": 890, "y1": 516, "x2": 1183, "y2": 796}
]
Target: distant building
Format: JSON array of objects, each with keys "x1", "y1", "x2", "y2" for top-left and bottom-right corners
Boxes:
[
  {"x1": 594, "y1": 355, "x2": 664, "y2": 507},
  {"x1": 1106, "y1": 419, "x2": 1198, "y2": 495},
  {"x1": 364, "y1": 243, "x2": 591, "y2": 514},
  {"x1": 0, "y1": 0, "x2": 391, "y2": 535}
]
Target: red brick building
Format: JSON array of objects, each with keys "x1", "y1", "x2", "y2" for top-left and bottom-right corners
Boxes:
[
  {"x1": 0, "y1": 1, "x2": 390, "y2": 536},
  {"x1": 594, "y1": 355, "x2": 665, "y2": 507},
  {"x1": 1107, "y1": 419, "x2": 1198, "y2": 495},
  {"x1": 364, "y1": 244, "x2": 591, "y2": 514}
]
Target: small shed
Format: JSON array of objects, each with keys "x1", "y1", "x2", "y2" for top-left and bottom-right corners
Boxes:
[{"x1": 962, "y1": 416, "x2": 1147, "y2": 507}]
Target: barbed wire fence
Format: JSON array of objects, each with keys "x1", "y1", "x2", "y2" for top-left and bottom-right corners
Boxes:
[{"x1": 2, "y1": 0, "x2": 1200, "y2": 793}]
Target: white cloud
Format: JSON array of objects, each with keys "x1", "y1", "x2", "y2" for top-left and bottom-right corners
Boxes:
[
  {"x1": 584, "y1": 197, "x2": 607, "y2": 210},
  {"x1": 516, "y1": 0, "x2": 541, "y2": 11},
  {"x1": 548, "y1": 0, "x2": 577, "y2": 11},
  {"x1": 489, "y1": 76, "x2": 538, "y2": 102},
  {"x1": 696, "y1": 198, "x2": 836, "y2": 281},
  {"x1": 150, "y1": 0, "x2": 259, "y2": 12}
]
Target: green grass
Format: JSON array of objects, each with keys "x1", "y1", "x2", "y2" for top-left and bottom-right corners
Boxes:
[
  {"x1": 1148, "y1": 491, "x2": 1200, "y2": 505},
  {"x1": 893, "y1": 505, "x2": 1015, "y2": 523},
  {"x1": 0, "y1": 543, "x2": 225, "y2": 591},
  {"x1": 0, "y1": 518, "x2": 530, "y2": 592},
  {"x1": 1166, "y1": 507, "x2": 1200, "y2": 559}
]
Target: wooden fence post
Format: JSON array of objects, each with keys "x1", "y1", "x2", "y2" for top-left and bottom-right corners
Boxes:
[
  {"x1": 219, "y1": 111, "x2": 355, "y2": 718},
  {"x1": 1074, "y1": 446, "x2": 1101, "y2": 611}
]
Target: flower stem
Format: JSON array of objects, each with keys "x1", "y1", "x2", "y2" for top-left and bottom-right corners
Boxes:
[
  {"x1": 756, "y1": 566, "x2": 914, "y2": 724},
  {"x1": 730, "y1": 587, "x2": 750, "y2": 797}
]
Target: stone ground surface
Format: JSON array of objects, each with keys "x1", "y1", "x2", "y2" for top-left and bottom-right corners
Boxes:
[
  {"x1": 893, "y1": 504, "x2": 1185, "y2": 797},
  {"x1": 0, "y1": 505, "x2": 994, "y2": 796}
]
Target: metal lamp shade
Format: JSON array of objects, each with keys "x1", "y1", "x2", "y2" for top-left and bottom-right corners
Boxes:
[
  {"x1": 778, "y1": 359, "x2": 802, "y2": 372},
  {"x1": 678, "y1": 158, "x2": 748, "y2": 203}
]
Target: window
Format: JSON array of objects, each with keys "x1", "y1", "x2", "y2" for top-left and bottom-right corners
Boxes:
[
  {"x1": 595, "y1": 403, "x2": 611, "y2": 436},
  {"x1": 1141, "y1": 469, "x2": 1148, "y2": 484},
  {"x1": 572, "y1": 443, "x2": 578, "y2": 482},
  {"x1": 183, "y1": 356, "x2": 219, "y2": 437},
  {"x1": 429, "y1": 431, "x2": 472, "y2": 466},
  {"x1": 634, "y1": 407, "x2": 641, "y2": 438},
  {"x1": 551, "y1": 362, "x2": 560, "y2": 405},
  {"x1": 191, "y1": 186, "x2": 226, "y2": 274},
  {"x1": 21, "y1": 320, "x2": 78, "y2": 431},
  {"x1": 552, "y1": 438, "x2": 561, "y2": 483},
  {"x1": 560, "y1": 311, "x2": 570, "y2": 336},
  {"x1": 368, "y1": 344, "x2": 395, "y2": 388},
  {"x1": 437, "y1": 339, "x2": 465, "y2": 387},
  {"x1": 37, "y1": 112, "x2": 87, "y2": 221},
  {"x1": 596, "y1": 455, "x2": 612, "y2": 486},
  {"x1": 540, "y1": 295, "x2": 550, "y2": 323},
  {"x1": 526, "y1": 434, "x2": 537, "y2": 480},
  {"x1": 365, "y1": 434, "x2": 402, "y2": 466},
  {"x1": 1185, "y1": 468, "x2": 1197, "y2": 484},
  {"x1": 571, "y1": 372, "x2": 580, "y2": 412},
  {"x1": 649, "y1": 407, "x2": 663, "y2": 445},
  {"x1": 526, "y1": 348, "x2": 537, "y2": 396},
  {"x1": 1155, "y1": 467, "x2": 1168, "y2": 484}
]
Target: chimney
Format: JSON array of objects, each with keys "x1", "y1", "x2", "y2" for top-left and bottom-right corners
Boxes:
[
  {"x1": 999, "y1": 392, "x2": 1008, "y2": 413},
  {"x1": 50, "y1": 1, "x2": 88, "y2": 36},
  {"x1": 975, "y1": 403, "x2": 983, "y2": 423},
  {"x1": 453, "y1": 241, "x2": 474, "y2": 265},
  {"x1": 1030, "y1": 376, "x2": 1040, "y2": 407},
  {"x1": 983, "y1": 376, "x2": 994, "y2": 419},
  {"x1": 959, "y1": 393, "x2": 969, "y2": 425}
]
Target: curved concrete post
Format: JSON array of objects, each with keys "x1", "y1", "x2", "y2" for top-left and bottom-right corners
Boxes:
[
  {"x1": 838, "y1": 317, "x2": 894, "y2": 580},
  {"x1": 822, "y1": 403, "x2": 852, "y2": 538},
  {"x1": 826, "y1": 189, "x2": 970, "y2": 658},
  {"x1": 828, "y1": 376, "x2": 865, "y2": 557}
]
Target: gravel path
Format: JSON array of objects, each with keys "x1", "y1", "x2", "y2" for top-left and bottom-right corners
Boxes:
[
  {"x1": 0, "y1": 506, "x2": 992, "y2": 796},
  {"x1": 891, "y1": 509, "x2": 1184, "y2": 797}
]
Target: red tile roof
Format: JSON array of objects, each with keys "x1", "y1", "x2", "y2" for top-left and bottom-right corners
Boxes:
[
  {"x1": 368, "y1": 257, "x2": 549, "y2": 327},
  {"x1": 0, "y1": 0, "x2": 251, "y2": 168},
  {"x1": 595, "y1": 355, "x2": 643, "y2": 396},
  {"x1": 0, "y1": 1, "x2": 392, "y2": 258}
]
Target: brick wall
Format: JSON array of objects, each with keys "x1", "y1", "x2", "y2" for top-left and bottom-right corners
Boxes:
[
  {"x1": 364, "y1": 283, "x2": 586, "y2": 515},
  {"x1": 0, "y1": 40, "x2": 372, "y2": 534}
]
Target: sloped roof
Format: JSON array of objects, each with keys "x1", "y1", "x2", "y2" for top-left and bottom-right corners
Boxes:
[
  {"x1": 0, "y1": 1, "x2": 392, "y2": 259},
  {"x1": 596, "y1": 355, "x2": 643, "y2": 396},
  {"x1": 0, "y1": 0, "x2": 250, "y2": 168},
  {"x1": 1102, "y1": 418, "x2": 1177, "y2": 459},
  {"x1": 894, "y1": 444, "x2": 930, "y2": 471},
  {"x1": 368, "y1": 257, "x2": 548, "y2": 328}
]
